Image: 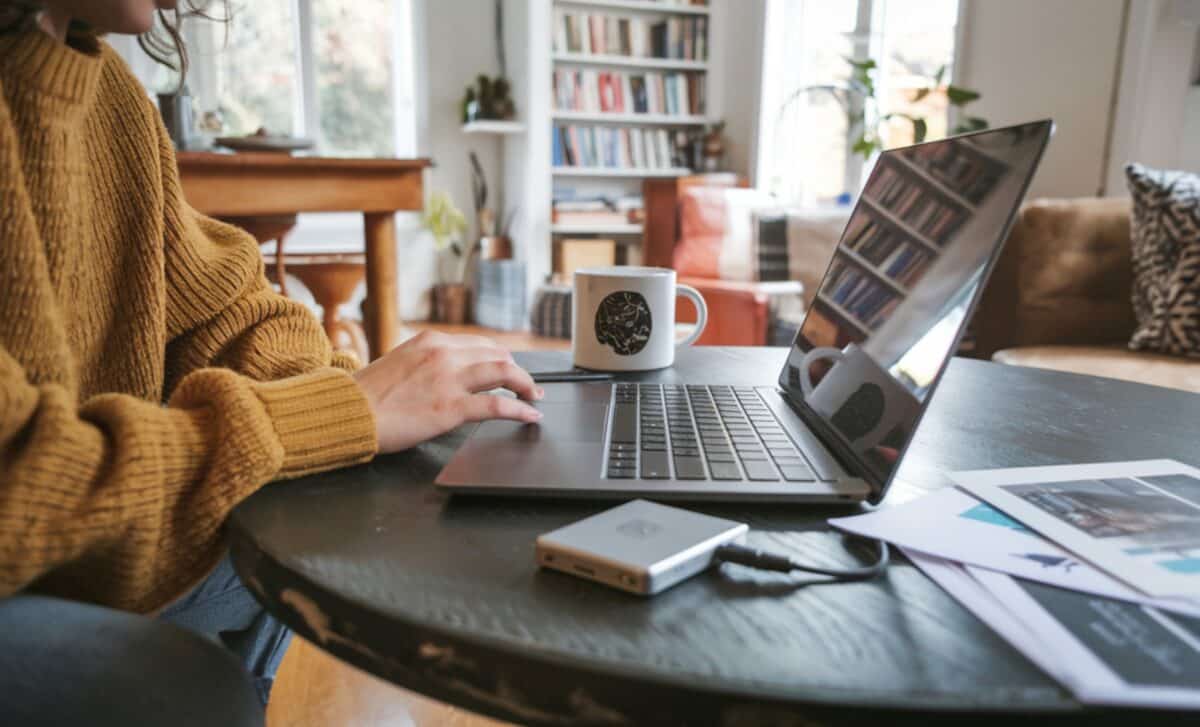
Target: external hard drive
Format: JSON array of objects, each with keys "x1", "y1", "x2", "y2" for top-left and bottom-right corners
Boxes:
[{"x1": 535, "y1": 499, "x2": 748, "y2": 595}]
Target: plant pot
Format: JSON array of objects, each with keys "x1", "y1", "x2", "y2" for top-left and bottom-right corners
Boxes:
[{"x1": 432, "y1": 283, "x2": 471, "y2": 324}]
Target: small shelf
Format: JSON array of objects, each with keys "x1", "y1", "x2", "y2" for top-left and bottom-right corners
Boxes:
[
  {"x1": 836, "y1": 247, "x2": 911, "y2": 297},
  {"x1": 552, "y1": 111, "x2": 711, "y2": 125},
  {"x1": 552, "y1": 222, "x2": 644, "y2": 235},
  {"x1": 860, "y1": 197, "x2": 942, "y2": 255},
  {"x1": 553, "y1": 52, "x2": 709, "y2": 71},
  {"x1": 816, "y1": 293, "x2": 872, "y2": 338},
  {"x1": 553, "y1": 166, "x2": 691, "y2": 177},
  {"x1": 461, "y1": 120, "x2": 526, "y2": 135},
  {"x1": 889, "y1": 153, "x2": 976, "y2": 213},
  {"x1": 554, "y1": 0, "x2": 711, "y2": 16}
]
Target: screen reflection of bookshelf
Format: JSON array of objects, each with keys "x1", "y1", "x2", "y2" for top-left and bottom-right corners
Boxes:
[{"x1": 813, "y1": 140, "x2": 1010, "y2": 344}]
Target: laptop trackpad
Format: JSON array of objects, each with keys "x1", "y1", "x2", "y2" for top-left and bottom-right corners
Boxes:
[{"x1": 472, "y1": 402, "x2": 608, "y2": 442}]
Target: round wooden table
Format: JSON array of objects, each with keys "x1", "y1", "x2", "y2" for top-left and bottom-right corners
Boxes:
[{"x1": 229, "y1": 348, "x2": 1200, "y2": 725}]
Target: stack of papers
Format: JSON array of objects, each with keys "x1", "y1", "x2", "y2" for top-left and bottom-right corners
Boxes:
[{"x1": 830, "y1": 459, "x2": 1200, "y2": 708}]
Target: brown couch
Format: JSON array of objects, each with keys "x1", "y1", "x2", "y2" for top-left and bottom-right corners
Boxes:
[{"x1": 972, "y1": 197, "x2": 1200, "y2": 393}]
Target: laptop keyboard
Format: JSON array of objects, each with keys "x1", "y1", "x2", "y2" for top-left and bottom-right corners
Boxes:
[{"x1": 606, "y1": 384, "x2": 818, "y2": 482}]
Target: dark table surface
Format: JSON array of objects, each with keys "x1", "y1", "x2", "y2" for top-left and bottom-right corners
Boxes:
[{"x1": 229, "y1": 347, "x2": 1200, "y2": 726}]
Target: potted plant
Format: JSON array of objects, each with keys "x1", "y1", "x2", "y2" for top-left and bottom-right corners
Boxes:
[
  {"x1": 780, "y1": 58, "x2": 987, "y2": 160},
  {"x1": 424, "y1": 191, "x2": 471, "y2": 324}
]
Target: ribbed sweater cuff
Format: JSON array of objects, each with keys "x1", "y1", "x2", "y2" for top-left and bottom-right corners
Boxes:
[{"x1": 251, "y1": 369, "x2": 377, "y2": 479}]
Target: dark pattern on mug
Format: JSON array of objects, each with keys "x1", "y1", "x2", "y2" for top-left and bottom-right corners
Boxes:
[
  {"x1": 831, "y1": 382, "x2": 885, "y2": 442},
  {"x1": 595, "y1": 291, "x2": 652, "y2": 355}
]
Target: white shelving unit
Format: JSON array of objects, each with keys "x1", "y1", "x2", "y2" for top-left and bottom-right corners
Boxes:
[
  {"x1": 500, "y1": 0, "x2": 723, "y2": 308},
  {"x1": 552, "y1": 52, "x2": 709, "y2": 71},
  {"x1": 552, "y1": 166, "x2": 693, "y2": 177},
  {"x1": 461, "y1": 120, "x2": 527, "y2": 135},
  {"x1": 551, "y1": 222, "x2": 644, "y2": 235},
  {"x1": 551, "y1": 111, "x2": 711, "y2": 125},
  {"x1": 555, "y1": 0, "x2": 710, "y2": 15}
]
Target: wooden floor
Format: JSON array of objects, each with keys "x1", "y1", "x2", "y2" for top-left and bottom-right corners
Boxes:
[{"x1": 267, "y1": 637, "x2": 513, "y2": 727}]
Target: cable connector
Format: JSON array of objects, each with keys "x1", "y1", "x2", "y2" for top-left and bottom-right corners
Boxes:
[{"x1": 714, "y1": 538, "x2": 890, "y2": 582}]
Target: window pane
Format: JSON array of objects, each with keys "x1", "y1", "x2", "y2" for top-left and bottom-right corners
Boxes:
[
  {"x1": 759, "y1": 0, "x2": 863, "y2": 206},
  {"x1": 217, "y1": 0, "x2": 299, "y2": 137},
  {"x1": 876, "y1": 0, "x2": 959, "y2": 148},
  {"x1": 313, "y1": 0, "x2": 396, "y2": 156},
  {"x1": 757, "y1": 0, "x2": 960, "y2": 207}
]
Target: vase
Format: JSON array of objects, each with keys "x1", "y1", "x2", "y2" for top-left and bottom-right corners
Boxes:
[{"x1": 432, "y1": 283, "x2": 471, "y2": 324}]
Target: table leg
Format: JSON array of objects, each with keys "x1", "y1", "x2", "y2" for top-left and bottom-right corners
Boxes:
[{"x1": 363, "y1": 212, "x2": 399, "y2": 360}]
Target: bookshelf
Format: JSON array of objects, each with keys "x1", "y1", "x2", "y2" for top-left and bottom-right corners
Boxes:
[
  {"x1": 553, "y1": 166, "x2": 692, "y2": 177},
  {"x1": 497, "y1": 0, "x2": 723, "y2": 307},
  {"x1": 553, "y1": 52, "x2": 709, "y2": 71},
  {"x1": 546, "y1": 0, "x2": 713, "y2": 267},
  {"x1": 810, "y1": 138, "x2": 1010, "y2": 342}
]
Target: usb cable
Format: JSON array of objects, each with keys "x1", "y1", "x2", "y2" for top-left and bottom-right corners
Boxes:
[{"x1": 714, "y1": 536, "x2": 890, "y2": 582}]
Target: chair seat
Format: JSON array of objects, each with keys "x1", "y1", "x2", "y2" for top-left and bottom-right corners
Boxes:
[{"x1": 993, "y1": 345, "x2": 1200, "y2": 394}]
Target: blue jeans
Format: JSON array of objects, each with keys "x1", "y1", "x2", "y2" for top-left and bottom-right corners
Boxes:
[{"x1": 159, "y1": 555, "x2": 292, "y2": 706}]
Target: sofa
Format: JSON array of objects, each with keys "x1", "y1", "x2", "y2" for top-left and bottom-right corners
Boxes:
[{"x1": 971, "y1": 197, "x2": 1200, "y2": 393}]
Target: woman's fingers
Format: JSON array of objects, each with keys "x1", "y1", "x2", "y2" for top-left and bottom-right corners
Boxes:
[
  {"x1": 459, "y1": 359, "x2": 542, "y2": 401},
  {"x1": 459, "y1": 393, "x2": 543, "y2": 423}
]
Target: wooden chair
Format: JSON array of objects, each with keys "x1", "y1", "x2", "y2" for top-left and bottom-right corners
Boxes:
[{"x1": 222, "y1": 215, "x2": 369, "y2": 364}]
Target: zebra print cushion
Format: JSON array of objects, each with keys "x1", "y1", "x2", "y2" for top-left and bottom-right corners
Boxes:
[{"x1": 1126, "y1": 163, "x2": 1200, "y2": 357}]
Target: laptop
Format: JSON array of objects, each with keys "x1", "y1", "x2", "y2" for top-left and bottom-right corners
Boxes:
[{"x1": 437, "y1": 120, "x2": 1053, "y2": 504}]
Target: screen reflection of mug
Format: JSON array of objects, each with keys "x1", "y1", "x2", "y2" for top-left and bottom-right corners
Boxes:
[{"x1": 799, "y1": 344, "x2": 921, "y2": 454}]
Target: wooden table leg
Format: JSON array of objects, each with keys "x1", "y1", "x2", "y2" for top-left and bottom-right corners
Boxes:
[{"x1": 363, "y1": 212, "x2": 399, "y2": 360}]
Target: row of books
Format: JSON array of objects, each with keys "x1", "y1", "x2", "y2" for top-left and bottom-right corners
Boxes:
[
  {"x1": 553, "y1": 125, "x2": 680, "y2": 171},
  {"x1": 823, "y1": 262, "x2": 900, "y2": 332},
  {"x1": 553, "y1": 69, "x2": 705, "y2": 117},
  {"x1": 903, "y1": 142, "x2": 1008, "y2": 206},
  {"x1": 842, "y1": 216, "x2": 934, "y2": 288},
  {"x1": 553, "y1": 12, "x2": 709, "y2": 61},
  {"x1": 865, "y1": 160, "x2": 970, "y2": 244},
  {"x1": 552, "y1": 193, "x2": 643, "y2": 225}
]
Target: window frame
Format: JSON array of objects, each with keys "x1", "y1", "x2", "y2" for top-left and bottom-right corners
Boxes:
[{"x1": 754, "y1": 0, "x2": 961, "y2": 207}]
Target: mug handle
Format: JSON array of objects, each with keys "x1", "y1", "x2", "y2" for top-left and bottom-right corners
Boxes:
[
  {"x1": 798, "y1": 346, "x2": 845, "y2": 396},
  {"x1": 675, "y1": 284, "x2": 708, "y2": 347}
]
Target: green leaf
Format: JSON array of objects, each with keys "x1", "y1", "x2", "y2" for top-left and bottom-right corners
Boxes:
[
  {"x1": 852, "y1": 134, "x2": 878, "y2": 159},
  {"x1": 845, "y1": 56, "x2": 877, "y2": 71},
  {"x1": 912, "y1": 117, "x2": 928, "y2": 143},
  {"x1": 946, "y1": 85, "x2": 981, "y2": 106},
  {"x1": 911, "y1": 87, "x2": 931, "y2": 103},
  {"x1": 933, "y1": 64, "x2": 946, "y2": 86}
]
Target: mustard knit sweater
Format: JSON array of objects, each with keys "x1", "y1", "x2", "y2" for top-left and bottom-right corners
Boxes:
[{"x1": 0, "y1": 29, "x2": 378, "y2": 613}]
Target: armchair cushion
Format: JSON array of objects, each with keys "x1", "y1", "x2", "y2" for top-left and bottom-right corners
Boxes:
[
  {"x1": 993, "y1": 345, "x2": 1200, "y2": 394},
  {"x1": 973, "y1": 197, "x2": 1135, "y2": 358}
]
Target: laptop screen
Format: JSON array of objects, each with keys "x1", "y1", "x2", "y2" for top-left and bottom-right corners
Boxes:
[{"x1": 779, "y1": 120, "x2": 1052, "y2": 500}]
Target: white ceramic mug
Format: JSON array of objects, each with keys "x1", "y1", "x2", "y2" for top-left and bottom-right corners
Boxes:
[
  {"x1": 798, "y1": 343, "x2": 921, "y2": 453},
  {"x1": 572, "y1": 266, "x2": 708, "y2": 371}
]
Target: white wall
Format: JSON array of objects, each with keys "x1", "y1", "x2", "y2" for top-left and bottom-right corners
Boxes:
[
  {"x1": 711, "y1": 0, "x2": 766, "y2": 181},
  {"x1": 954, "y1": 0, "x2": 1126, "y2": 199},
  {"x1": 1106, "y1": 0, "x2": 1200, "y2": 192}
]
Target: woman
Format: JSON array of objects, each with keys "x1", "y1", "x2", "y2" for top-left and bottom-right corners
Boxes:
[{"x1": 0, "y1": 0, "x2": 543, "y2": 709}]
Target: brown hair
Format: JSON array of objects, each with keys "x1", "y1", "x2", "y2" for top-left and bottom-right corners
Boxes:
[
  {"x1": 0, "y1": 1, "x2": 229, "y2": 88},
  {"x1": 139, "y1": 1, "x2": 229, "y2": 85}
]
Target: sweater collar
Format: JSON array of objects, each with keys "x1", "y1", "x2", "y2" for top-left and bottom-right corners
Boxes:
[{"x1": 0, "y1": 26, "x2": 103, "y2": 107}]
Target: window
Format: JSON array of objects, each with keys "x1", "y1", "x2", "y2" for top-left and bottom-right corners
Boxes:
[
  {"x1": 755, "y1": 0, "x2": 960, "y2": 208},
  {"x1": 185, "y1": 0, "x2": 417, "y2": 158}
]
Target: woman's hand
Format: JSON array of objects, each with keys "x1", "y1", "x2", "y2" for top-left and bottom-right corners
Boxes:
[{"x1": 352, "y1": 330, "x2": 544, "y2": 454}]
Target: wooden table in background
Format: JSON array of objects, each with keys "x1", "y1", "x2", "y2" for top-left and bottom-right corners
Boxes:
[{"x1": 178, "y1": 152, "x2": 431, "y2": 360}]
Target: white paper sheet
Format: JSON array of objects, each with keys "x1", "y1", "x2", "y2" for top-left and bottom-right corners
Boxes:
[
  {"x1": 830, "y1": 487, "x2": 1200, "y2": 616},
  {"x1": 969, "y1": 567, "x2": 1200, "y2": 709},
  {"x1": 906, "y1": 549, "x2": 1200, "y2": 709},
  {"x1": 954, "y1": 459, "x2": 1200, "y2": 599}
]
